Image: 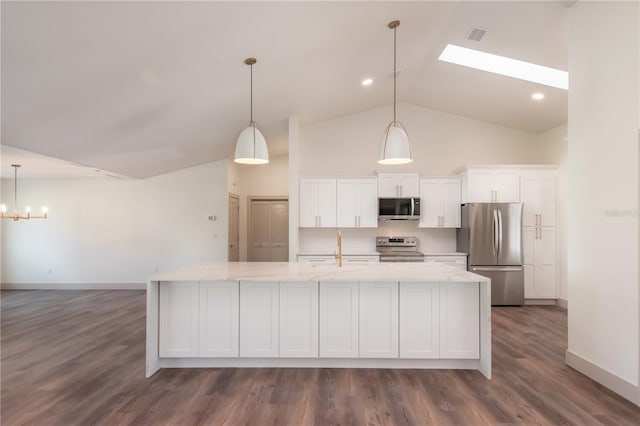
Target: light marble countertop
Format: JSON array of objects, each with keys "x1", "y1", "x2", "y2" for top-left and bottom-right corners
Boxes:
[{"x1": 151, "y1": 262, "x2": 488, "y2": 283}]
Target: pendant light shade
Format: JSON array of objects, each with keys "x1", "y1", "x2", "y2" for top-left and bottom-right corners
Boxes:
[
  {"x1": 378, "y1": 20, "x2": 413, "y2": 165},
  {"x1": 234, "y1": 58, "x2": 269, "y2": 165},
  {"x1": 234, "y1": 124, "x2": 269, "y2": 165},
  {"x1": 378, "y1": 121, "x2": 411, "y2": 165}
]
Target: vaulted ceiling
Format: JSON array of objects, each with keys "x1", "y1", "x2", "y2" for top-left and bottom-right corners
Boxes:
[{"x1": 1, "y1": 1, "x2": 568, "y2": 178}]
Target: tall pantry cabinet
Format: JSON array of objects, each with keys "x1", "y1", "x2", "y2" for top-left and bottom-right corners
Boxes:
[{"x1": 520, "y1": 169, "x2": 558, "y2": 299}]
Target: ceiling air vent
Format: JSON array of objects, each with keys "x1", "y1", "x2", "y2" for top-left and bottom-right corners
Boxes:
[{"x1": 466, "y1": 27, "x2": 487, "y2": 42}]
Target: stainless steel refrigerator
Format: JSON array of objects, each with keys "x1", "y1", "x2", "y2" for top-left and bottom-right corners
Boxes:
[{"x1": 457, "y1": 203, "x2": 524, "y2": 305}]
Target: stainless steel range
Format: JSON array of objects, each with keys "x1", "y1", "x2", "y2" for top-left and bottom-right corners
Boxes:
[{"x1": 376, "y1": 236, "x2": 424, "y2": 262}]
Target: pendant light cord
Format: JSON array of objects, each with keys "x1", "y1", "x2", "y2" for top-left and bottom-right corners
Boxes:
[
  {"x1": 250, "y1": 63, "x2": 253, "y2": 124},
  {"x1": 393, "y1": 24, "x2": 396, "y2": 124},
  {"x1": 13, "y1": 166, "x2": 17, "y2": 212}
]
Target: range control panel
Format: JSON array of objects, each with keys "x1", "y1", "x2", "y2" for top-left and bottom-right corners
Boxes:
[{"x1": 376, "y1": 236, "x2": 417, "y2": 248}]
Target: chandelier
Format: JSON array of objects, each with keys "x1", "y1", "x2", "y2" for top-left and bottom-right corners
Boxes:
[{"x1": 1, "y1": 164, "x2": 48, "y2": 221}]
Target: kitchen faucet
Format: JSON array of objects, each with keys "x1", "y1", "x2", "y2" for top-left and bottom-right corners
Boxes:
[{"x1": 335, "y1": 230, "x2": 343, "y2": 267}]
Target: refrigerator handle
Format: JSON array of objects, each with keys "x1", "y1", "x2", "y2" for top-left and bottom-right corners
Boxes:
[
  {"x1": 497, "y1": 208, "x2": 503, "y2": 259},
  {"x1": 492, "y1": 209, "x2": 499, "y2": 256}
]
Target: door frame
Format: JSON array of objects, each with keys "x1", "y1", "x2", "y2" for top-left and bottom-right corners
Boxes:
[
  {"x1": 247, "y1": 196, "x2": 289, "y2": 261},
  {"x1": 228, "y1": 193, "x2": 240, "y2": 261}
]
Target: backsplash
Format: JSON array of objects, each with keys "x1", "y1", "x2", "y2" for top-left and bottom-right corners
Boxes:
[{"x1": 299, "y1": 222, "x2": 457, "y2": 254}]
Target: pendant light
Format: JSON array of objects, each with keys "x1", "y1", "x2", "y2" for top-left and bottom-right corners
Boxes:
[
  {"x1": 378, "y1": 20, "x2": 413, "y2": 165},
  {"x1": 234, "y1": 58, "x2": 269, "y2": 165},
  {"x1": 1, "y1": 164, "x2": 48, "y2": 221}
]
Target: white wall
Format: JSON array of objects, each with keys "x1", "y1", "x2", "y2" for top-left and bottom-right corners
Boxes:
[
  {"x1": 300, "y1": 102, "x2": 548, "y2": 176},
  {"x1": 1, "y1": 160, "x2": 230, "y2": 287},
  {"x1": 297, "y1": 102, "x2": 561, "y2": 256},
  {"x1": 229, "y1": 154, "x2": 289, "y2": 261},
  {"x1": 567, "y1": 1, "x2": 639, "y2": 404}
]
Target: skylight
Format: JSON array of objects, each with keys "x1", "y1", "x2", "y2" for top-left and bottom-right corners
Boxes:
[{"x1": 438, "y1": 44, "x2": 568, "y2": 90}]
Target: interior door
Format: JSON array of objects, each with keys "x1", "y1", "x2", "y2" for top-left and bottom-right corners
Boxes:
[
  {"x1": 228, "y1": 194, "x2": 240, "y2": 261},
  {"x1": 249, "y1": 199, "x2": 289, "y2": 262}
]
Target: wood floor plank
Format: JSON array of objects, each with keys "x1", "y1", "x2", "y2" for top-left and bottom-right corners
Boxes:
[{"x1": 2, "y1": 290, "x2": 640, "y2": 425}]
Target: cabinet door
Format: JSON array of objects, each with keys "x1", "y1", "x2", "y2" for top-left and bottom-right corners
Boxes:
[
  {"x1": 520, "y1": 176, "x2": 540, "y2": 227},
  {"x1": 397, "y1": 173, "x2": 419, "y2": 197},
  {"x1": 442, "y1": 178, "x2": 461, "y2": 228},
  {"x1": 466, "y1": 170, "x2": 493, "y2": 202},
  {"x1": 522, "y1": 228, "x2": 536, "y2": 298},
  {"x1": 439, "y1": 282, "x2": 479, "y2": 359},
  {"x1": 535, "y1": 228, "x2": 557, "y2": 298},
  {"x1": 357, "y1": 178, "x2": 379, "y2": 228},
  {"x1": 200, "y1": 281, "x2": 239, "y2": 357},
  {"x1": 493, "y1": 170, "x2": 520, "y2": 202},
  {"x1": 279, "y1": 282, "x2": 318, "y2": 358},
  {"x1": 240, "y1": 282, "x2": 279, "y2": 357},
  {"x1": 299, "y1": 179, "x2": 318, "y2": 228},
  {"x1": 317, "y1": 179, "x2": 337, "y2": 228},
  {"x1": 539, "y1": 175, "x2": 557, "y2": 227},
  {"x1": 378, "y1": 173, "x2": 398, "y2": 197},
  {"x1": 319, "y1": 282, "x2": 358, "y2": 358},
  {"x1": 399, "y1": 282, "x2": 439, "y2": 359},
  {"x1": 359, "y1": 282, "x2": 398, "y2": 358},
  {"x1": 337, "y1": 179, "x2": 358, "y2": 228},
  {"x1": 419, "y1": 179, "x2": 442, "y2": 228},
  {"x1": 159, "y1": 282, "x2": 199, "y2": 358}
]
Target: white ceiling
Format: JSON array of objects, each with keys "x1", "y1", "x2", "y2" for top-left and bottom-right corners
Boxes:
[{"x1": 1, "y1": 1, "x2": 568, "y2": 179}]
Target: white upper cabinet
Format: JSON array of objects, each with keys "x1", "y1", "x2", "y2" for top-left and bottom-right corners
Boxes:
[
  {"x1": 299, "y1": 178, "x2": 337, "y2": 228},
  {"x1": 378, "y1": 172, "x2": 419, "y2": 198},
  {"x1": 520, "y1": 171, "x2": 557, "y2": 227},
  {"x1": 337, "y1": 178, "x2": 378, "y2": 228},
  {"x1": 419, "y1": 178, "x2": 461, "y2": 228},
  {"x1": 461, "y1": 168, "x2": 520, "y2": 203}
]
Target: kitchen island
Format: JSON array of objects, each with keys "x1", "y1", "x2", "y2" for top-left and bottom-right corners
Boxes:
[{"x1": 146, "y1": 262, "x2": 491, "y2": 378}]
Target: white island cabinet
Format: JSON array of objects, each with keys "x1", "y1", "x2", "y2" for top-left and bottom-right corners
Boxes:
[
  {"x1": 148, "y1": 262, "x2": 491, "y2": 379},
  {"x1": 319, "y1": 281, "x2": 359, "y2": 358}
]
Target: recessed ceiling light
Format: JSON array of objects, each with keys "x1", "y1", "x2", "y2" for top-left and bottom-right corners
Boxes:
[
  {"x1": 362, "y1": 78, "x2": 373, "y2": 86},
  {"x1": 531, "y1": 92, "x2": 545, "y2": 100},
  {"x1": 439, "y1": 44, "x2": 568, "y2": 90}
]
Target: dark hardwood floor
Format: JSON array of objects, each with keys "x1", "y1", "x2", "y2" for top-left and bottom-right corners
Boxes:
[{"x1": 2, "y1": 290, "x2": 639, "y2": 425}]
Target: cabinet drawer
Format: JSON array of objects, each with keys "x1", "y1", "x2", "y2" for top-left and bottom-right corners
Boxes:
[
  {"x1": 297, "y1": 255, "x2": 337, "y2": 264},
  {"x1": 424, "y1": 256, "x2": 467, "y2": 269},
  {"x1": 343, "y1": 255, "x2": 379, "y2": 264}
]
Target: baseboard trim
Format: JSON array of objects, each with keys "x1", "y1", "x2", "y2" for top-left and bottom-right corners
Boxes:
[
  {"x1": 556, "y1": 297, "x2": 568, "y2": 309},
  {"x1": 1, "y1": 283, "x2": 146, "y2": 290},
  {"x1": 524, "y1": 298, "x2": 557, "y2": 305},
  {"x1": 565, "y1": 349, "x2": 640, "y2": 406}
]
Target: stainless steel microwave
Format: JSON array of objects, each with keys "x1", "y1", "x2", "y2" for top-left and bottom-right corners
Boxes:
[{"x1": 378, "y1": 198, "x2": 421, "y2": 220}]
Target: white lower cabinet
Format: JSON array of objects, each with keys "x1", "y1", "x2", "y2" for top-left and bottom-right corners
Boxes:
[
  {"x1": 200, "y1": 281, "x2": 239, "y2": 357},
  {"x1": 439, "y1": 282, "x2": 479, "y2": 359},
  {"x1": 319, "y1": 282, "x2": 359, "y2": 358},
  {"x1": 240, "y1": 281, "x2": 279, "y2": 357},
  {"x1": 159, "y1": 282, "x2": 200, "y2": 358},
  {"x1": 523, "y1": 227, "x2": 557, "y2": 299},
  {"x1": 159, "y1": 280, "x2": 480, "y2": 362},
  {"x1": 279, "y1": 282, "x2": 318, "y2": 358},
  {"x1": 359, "y1": 282, "x2": 399, "y2": 358},
  {"x1": 399, "y1": 282, "x2": 439, "y2": 359}
]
